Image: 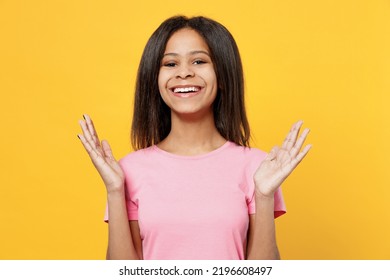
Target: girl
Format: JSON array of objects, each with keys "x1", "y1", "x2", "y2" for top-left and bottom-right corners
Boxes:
[{"x1": 77, "y1": 16, "x2": 311, "y2": 260}]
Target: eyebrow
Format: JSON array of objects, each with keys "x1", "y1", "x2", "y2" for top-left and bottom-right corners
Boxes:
[{"x1": 163, "y1": 50, "x2": 210, "y2": 57}]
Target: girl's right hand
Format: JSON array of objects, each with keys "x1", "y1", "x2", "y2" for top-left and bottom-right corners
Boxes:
[{"x1": 77, "y1": 114, "x2": 125, "y2": 194}]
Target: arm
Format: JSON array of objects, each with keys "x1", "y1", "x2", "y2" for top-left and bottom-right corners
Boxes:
[
  {"x1": 105, "y1": 191, "x2": 140, "y2": 260},
  {"x1": 77, "y1": 114, "x2": 141, "y2": 260},
  {"x1": 129, "y1": 221, "x2": 143, "y2": 259},
  {"x1": 106, "y1": 219, "x2": 143, "y2": 259},
  {"x1": 246, "y1": 120, "x2": 311, "y2": 260},
  {"x1": 246, "y1": 195, "x2": 280, "y2": 259}
]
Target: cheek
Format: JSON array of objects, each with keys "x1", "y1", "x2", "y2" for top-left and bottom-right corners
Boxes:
[
  {"x1": 157, "y1": 72, "x2": 171, "y2": 105},
  {"x1": 157, "y1": 73, "x2": 164, "y2": 92},
  {"x1": 157, "y1": 70, "x2": 170, "y2": 91},
  {"x1": 204, "y1": 68, "x2": 218, "y2": 88}
]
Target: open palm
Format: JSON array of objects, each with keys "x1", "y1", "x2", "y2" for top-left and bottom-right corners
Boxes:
[
  {"x1": 77, "y1": 114, "x2": 125, "y2": 193},
  {"x1": 254, "y1": 121, "x2": 312, "y2": 198}
]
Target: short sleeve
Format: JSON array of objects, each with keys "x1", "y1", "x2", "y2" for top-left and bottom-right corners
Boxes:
[
  {"x1": 103, "y1": 158, "x2": 139, "y2": 222},
  {"x1": 103, "y1": 194, "x2": 139, "y2": 222},
  {"x1": 272, "y1": 187, "x2": 286, "y2": 218},
  {"x1": 247, "y1": 186, "x2": 286, "y2": 218}
]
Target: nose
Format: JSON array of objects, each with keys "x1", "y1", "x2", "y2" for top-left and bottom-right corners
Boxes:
[{"x1": 175, "y1": 64, "x2": 194, "y2": 79}]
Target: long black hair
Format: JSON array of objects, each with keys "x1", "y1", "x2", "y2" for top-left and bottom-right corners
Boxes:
[{"x1": 131, "y1": 16, "x2": 250, "y2": 149}]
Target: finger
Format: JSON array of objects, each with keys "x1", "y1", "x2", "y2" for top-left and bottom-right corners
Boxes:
[
  {"x1": 79, "y1": 119, "x2": 98, "y2": 150},
  {"x1": 266, "y1": 146, "x2": 279, "y2": 161},
  {"x1": 83, "y1": 114, "x2": 101, "y2": 148},
  {"x1": 282, "y1": 120, "x2": 303, "y2": 151},
  {"x1": 290, "y1": 128, "x2": 310, "y2": 158},
  {"x1": 77, "y1": 133, "x2": 103, "y2": 163},
  {"x1": 101, "y1": 140, "x2": 116, "y2": 161},
  {"x1": 291, "y1": 144, "x2": 312, "y2": 166}
]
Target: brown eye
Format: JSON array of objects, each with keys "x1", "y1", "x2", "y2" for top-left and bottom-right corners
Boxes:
[
  {"x1": 193, "y1": 60, "x2": 206, "y2": 65},
  {"x1": 164, "y1": 62, "x2": 176, "y2": 67}
]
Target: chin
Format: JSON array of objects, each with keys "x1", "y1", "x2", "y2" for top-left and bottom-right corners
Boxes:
[{"x1": 171, "y1": 106, "x2": 213, "y2": 119}]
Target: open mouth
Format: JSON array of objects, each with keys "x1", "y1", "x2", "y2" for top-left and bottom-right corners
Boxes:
[
  {"x1": 172, "y1": 86, "x2": 201, "y2": 93},
  {"x1": 170, "y1": 86, "x2": 202, "y2": 97}
]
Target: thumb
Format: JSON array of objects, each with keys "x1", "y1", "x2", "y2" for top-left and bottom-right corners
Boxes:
[{"x1": 267, "y1": 146, "x2": 279, "y2": 161}]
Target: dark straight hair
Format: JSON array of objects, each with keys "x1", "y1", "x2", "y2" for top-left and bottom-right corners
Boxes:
[{"x1": 131, "y1": 15, "x2": 250, "y2": 150}]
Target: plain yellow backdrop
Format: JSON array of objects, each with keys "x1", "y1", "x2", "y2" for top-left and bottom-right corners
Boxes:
[{"x1": 0, "y1": 0, "x2": 389, "y2": 259}]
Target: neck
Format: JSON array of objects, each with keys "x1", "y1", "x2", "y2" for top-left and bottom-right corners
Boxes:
[{"x1": 157, "y1": 110, "x2": 226, "y2": 156}]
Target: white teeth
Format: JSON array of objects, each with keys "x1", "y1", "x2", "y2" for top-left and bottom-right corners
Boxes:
[{"x1": 173, "y1": 87, "x2": 199, "y2": 93}]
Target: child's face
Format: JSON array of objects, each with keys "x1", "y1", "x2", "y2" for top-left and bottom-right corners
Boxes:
[{"x1": 158, "y1": 28, "x2": 218, "y2": 118}]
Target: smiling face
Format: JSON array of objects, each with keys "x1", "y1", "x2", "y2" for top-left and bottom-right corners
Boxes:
[{"x1": 158, "y1": 28, "x2": 218, "y2": 118}]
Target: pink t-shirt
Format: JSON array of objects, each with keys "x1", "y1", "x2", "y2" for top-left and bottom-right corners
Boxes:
[{"x1": 104, "y1": 141, "x2": 286, "y2": 259}]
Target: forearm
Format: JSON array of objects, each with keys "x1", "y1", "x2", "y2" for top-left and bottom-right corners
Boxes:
[
  {"x1": 106, "y1": 190, "x2": 139, "y2": 260},
  {"x1": 246, "y1": 193, "x2": 280, "y2": 260}
]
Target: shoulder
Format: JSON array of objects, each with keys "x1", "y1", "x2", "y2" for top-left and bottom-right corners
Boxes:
[
  {"x1": 119, "y1": 146, "x2": 155, "y2": 161},
  {"x1": 118, "y1": 146, "x2": 158, "y2": 171},
  {"x1": 225, "y1": 142, "x2": 268, "y2": 164}
]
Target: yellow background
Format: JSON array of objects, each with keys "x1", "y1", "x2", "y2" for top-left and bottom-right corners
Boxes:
[{"x1": 0, "y1": 0, "x2": 389, "y2": 259}]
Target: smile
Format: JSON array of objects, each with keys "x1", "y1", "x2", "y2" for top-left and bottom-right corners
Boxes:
[{"x1": 170, "y1": 86, "x2": 203, "y2": 98}]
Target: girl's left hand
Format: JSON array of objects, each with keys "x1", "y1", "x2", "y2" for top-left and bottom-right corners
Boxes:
[{"x1": 253, "y1": 120, "x2": 312, "y2": 198}]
